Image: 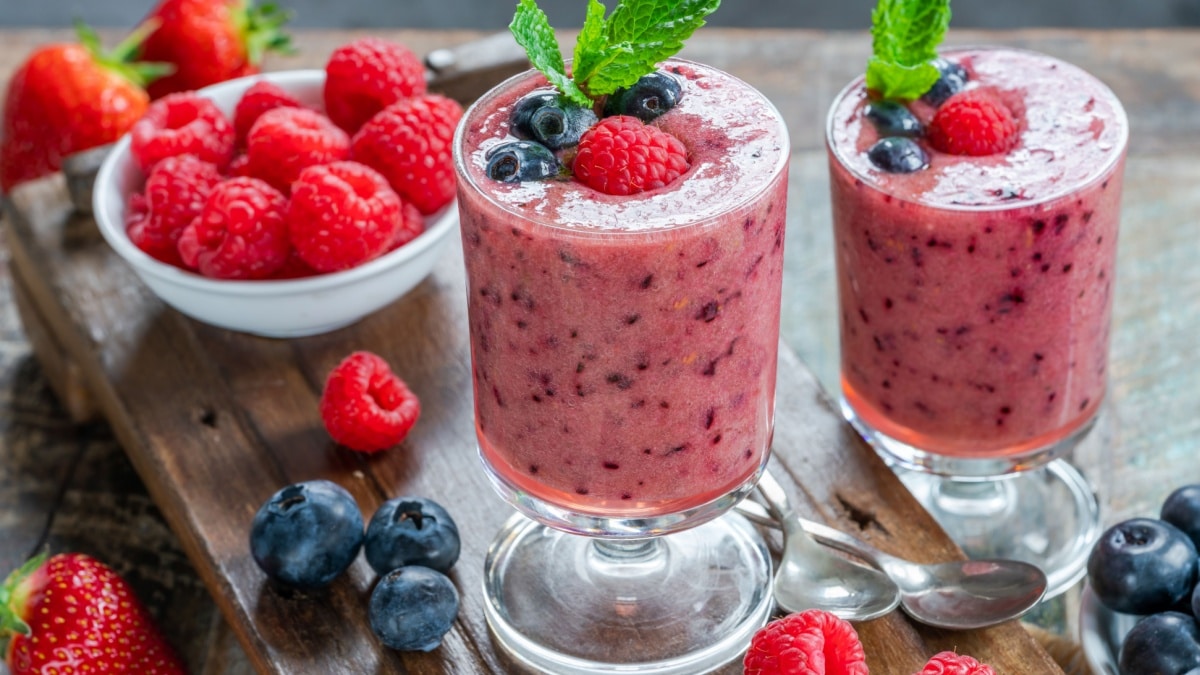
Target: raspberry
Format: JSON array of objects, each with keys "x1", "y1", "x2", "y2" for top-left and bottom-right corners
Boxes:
[
  {"x1": 126, "y1": 155, "x2": 223, "y2": 266},
  {"x1": 320, "y1": 351, "x2": 420, "y2": 453},
  {"x1": 234, "y1": 80, "x2": 304, "y2": 146},
  {"x1": 324, "y1": 38, "x2": 427, "y2": 134},
  {"x1": 387, "y1": 202, "x2": 426, "y2": 252},
  {"x1": 287, "y1": 161, "x2": 402, "y2": 272},
  {"x1": 269, "y1": 252, "x2": 321, "y2": 280},
  {"x1": 130, "y1": 92, "x2": 235, "y2": 173},
  {"x1": 227, "y1": 153, "x2": 252, "y2": 177},
  {"x1": 350, "y1": 95, "x2": 463, "y2": 215},
  {"x1": 246, "y1": 107, "x2": 351, "y2": 194},
  {"x1": 177, "y1": 177, "x2": 290, "y2": 279},
  {"x1": 913, "y1": 651, "x2": 995, "y2": 675},
  {"x1": 743, "y1": 610, "x2": 870, "y2": 675},
  {"x1": 572, "y1": 115, "x2": 690, "y2": 196},
  {"x1": 927, "y1": 90, "x2": 1019, "y2": 156}
]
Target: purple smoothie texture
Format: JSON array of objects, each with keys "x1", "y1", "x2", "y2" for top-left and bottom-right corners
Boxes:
[
  {"x1": 456, "y1": 61, "x2": 789, "y2": 515},
  {"x1": 829, "y1": 48, "x2": 1127, "y2": 457}
]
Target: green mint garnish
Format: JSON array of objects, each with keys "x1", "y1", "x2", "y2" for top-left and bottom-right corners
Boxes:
[
  {"x1": 865, "y1": 0, "x2": 951, "y2": 100},
  {"x1": 510, "y1": 0, "x2": 721, "y2": 106}
]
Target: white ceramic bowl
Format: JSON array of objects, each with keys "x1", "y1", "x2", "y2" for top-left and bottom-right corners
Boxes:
[{"x1": 93, "y1": 70, "x2": 459, "y2": 338}]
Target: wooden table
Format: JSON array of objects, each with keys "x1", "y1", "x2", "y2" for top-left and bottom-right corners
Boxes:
[{"x1": 1, "y1": 27, "x2": 1197, "y2": 675}]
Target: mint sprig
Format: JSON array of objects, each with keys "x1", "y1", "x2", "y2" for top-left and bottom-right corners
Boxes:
[
  {"x1": 510, "y1": 0, "x2": 721, "y2": 106},
  {"x1": 865, "y1": 0, "x2": 951, "y2": 100}
]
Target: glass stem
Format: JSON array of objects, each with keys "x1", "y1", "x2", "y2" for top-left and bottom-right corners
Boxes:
[
  {"x1": 931, "y1": 478, "x2": 1015, "y2": 518},
  {"x1": 591, "y1": 537, "x2": 662, "y2": 563}
]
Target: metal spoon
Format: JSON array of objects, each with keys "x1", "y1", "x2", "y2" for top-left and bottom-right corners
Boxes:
[
  {"x1": 736, "y1": 497, "x2": 1048, "y2": 629},
  {"x1": 754, "y1": 469, "x2": 900, "y2": 621}
]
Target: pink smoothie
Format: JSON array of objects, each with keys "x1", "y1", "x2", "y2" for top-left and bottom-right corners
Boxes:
[
  {"x1": 455, "y1": 61, "x2": 789, "y2": 517},
  {"x1": 828, "y1": 48, "x2": 1127, "y2": 458}
]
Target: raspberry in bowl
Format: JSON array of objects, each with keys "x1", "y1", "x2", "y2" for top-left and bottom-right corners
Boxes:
[{"x1": 92, "y1": 68, "x2": 459, "y2": 338}]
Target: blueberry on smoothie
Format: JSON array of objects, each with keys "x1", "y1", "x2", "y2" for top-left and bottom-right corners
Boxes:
[
  {"x1": 1163, "y1": 484, "x2": 1200, "y2": 550},
  {"x1": 1086, "y1": 517, "x2": 1198, "y2": 615},
  {"x1": 867, "y1": 137, "x2": 928, "y2": 173},
  {"x1": 921, "y1": 57, "x2": 969, "y2": 106},
  {"x1": 364, "y1": 496, "x2": 461, "y2": 575},
  {"x1": 865, "y1": 100, "x2": 922, "y2": 137},
  {"x1": 1118, "y1": 612, "x2": 1200, "y2": 675},
  {"x1": 511, "y1": 91, "x2": 598, "y2": 149},
  {"x1": 249, "y1": 480, "x2": 364, "y2": 590},
  {"x1": 486, "y1": 141, "x2": 559, "y2": 182},
  {"x1": 604, "y1": 71, "x2": 683, "y2": 122},
  {"x1": 369, "y1": 566, "x2": 460, "y2": 651}
]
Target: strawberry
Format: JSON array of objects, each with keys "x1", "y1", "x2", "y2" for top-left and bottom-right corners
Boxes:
[
  {"x1": 0, "y1": 553, "x2": 184, "y2": 674},
  {"x1": 0, "y1": 24, "x2": 167, "y2": 192},
  {"x1": 139, "y1": 0, "x2": 292, "y2": 99}
]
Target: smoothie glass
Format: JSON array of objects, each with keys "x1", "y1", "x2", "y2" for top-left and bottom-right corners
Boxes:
[
  {"x1": 827, "y1": 47, "x2": 1127, "y2": 596},
  {"x1": 455, "y1": 59, "x2": 789, "y2": 674}
]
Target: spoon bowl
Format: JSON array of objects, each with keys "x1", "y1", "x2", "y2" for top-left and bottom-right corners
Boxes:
[
  {"x1": 755, "y1": 471, "x2": 900, "y2": 621},
  {"x1": 736, "y1": 498, "x2": 1047, "y2": 629}
]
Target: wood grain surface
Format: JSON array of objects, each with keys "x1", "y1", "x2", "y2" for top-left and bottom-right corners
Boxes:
[{"x1": 2, "y1": 26, "x2": 1197, "y2": 675}]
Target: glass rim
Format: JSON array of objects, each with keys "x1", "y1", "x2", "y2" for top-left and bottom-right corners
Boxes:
[
  {"x1": 453, "y1": 57, "x2": 792, "y2": 236},
  {"x1": 825, "y1": 45, "x2": 1131, "y2": 214}
]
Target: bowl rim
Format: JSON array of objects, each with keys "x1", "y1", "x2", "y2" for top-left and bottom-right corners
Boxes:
[{"x1": 92, "y1": 69, "x2": 459, "y2": 298}]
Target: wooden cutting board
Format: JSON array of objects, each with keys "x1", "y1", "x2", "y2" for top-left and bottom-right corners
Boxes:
[{"x1": 0, "y1": 30, "x2": 1064, "y2": 675}]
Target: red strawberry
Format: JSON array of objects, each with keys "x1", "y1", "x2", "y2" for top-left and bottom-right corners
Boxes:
[
  {"x1": 139, "y1": 0, "x2": 292, "y2": 99},
  {"x1": 927, "y1": 90, "x2": 1019, "y2": 156},
  {"x1": 0, "y1": 553, "x2": 184, "y2": 674},
  {"x1": 321, "y1": 351, "x2": 421, "y2": 453},
  {"x1": 572, "y1": 115, "x2": 690, "y2": 196},
  {"x1": 350, "y1": 94, "x2": 463, "y2": 215},
  {"x1": 0, "y1": 25, "x2": 166, "y2": 191},
  {"x1": 323, "y1": 38, "x2": 427, "y2": 134}
]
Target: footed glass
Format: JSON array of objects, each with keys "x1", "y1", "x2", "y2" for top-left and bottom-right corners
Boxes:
[
  {"x1": 827, "y1": 47, "x2": 1127, "y2": 598},
  {"x1": 455, "y1": 59, "x2": 789, "y2": 674}
]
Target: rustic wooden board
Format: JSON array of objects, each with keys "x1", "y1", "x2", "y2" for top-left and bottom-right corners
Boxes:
[{"x1": 10, "y1": 27, "x2": 1191, "y2": 674}]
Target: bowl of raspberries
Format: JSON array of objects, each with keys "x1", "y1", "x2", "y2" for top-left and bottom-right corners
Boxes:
[{"x1": 93, "y1": 39, "x2": 463, "y2": 338}]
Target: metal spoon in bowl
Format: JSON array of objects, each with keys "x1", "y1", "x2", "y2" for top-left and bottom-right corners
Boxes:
[
  {"x1": 736, "y1": 491, "x2": 1048, "y2": 630},
  {"x1": 754, "y1": 469, "x2": 900, "y2": 621}
]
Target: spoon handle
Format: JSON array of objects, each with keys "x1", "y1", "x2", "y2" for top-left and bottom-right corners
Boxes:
[
  {"x1": 754, "y1": 469, "x2": 796, "y2": 519},
  {"x1": 735, "y1": 498, "x2": 891, "y2": 567}
]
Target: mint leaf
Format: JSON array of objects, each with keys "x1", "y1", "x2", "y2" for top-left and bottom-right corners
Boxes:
[
  {"x1": 580, "y1": 0, "x2": 721, "y2": 97},
  {"x1": 509, "y1": 0, "x2": 720, "y2": 104},
  {"x1": 865, "y1": 0, "x2": 951, "y2": 100},
  {"x1": 510, "y1": 0, "x2": 589, "y2": 106}
]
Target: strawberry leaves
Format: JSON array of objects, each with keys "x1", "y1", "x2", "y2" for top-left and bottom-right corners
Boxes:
[{"x1": 510, "y1": 0, "x2": 722, "y2": 105}]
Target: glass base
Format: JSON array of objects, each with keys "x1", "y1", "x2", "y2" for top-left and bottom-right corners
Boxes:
[
  {"x1": 840, "y1": 393, "x2": 1102, "y2": 599},
  {"x1": 483, "y1": 511, "x2": 773, "y2": 675},
  {"x1": 894, "y1": 461, "x2": 1099, "y2": 599}
]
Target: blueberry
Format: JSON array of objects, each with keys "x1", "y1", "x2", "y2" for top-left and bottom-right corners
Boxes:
[
  {"x1": 921, "y1": 57, "x2": 969, "y2": 107},
  {"x1": 249, "y1": 480, "x2": 364, "y2": 590},
  {"x1": 369, "y1": 566, "x2": 459, "y2": 652},
  {"x1": 1119, "y1": 612, "x2": 1200, "y2": 675},
  {"x1": 1163, "y1": 485, "x2": 1200, "y2": 550},
  {"x1": 364, "y1": 497, "x2": 461, "y2": 575},
  {"x1": 603, "y1": 71, "x2": 683, "y2": 122},
  {"x1": 485, "y1": 141, "x2": 558, "y2": 183},
  {"x1": 1087, "y1": 517, "x2": 1198, "y2": 615},
  {"x1": 867, "y1": 137, "x2": 928, "y2": 173},
  {"x1": 511, "y1": 91, "x2": 597, "y2": 149},
  {"x1": 864, "y1": 100, "x2": 922, "y2": 137}
]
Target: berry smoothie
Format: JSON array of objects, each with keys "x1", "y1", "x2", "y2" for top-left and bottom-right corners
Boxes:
[
  {"x1": 455, "y1": 60, "x2": 789, "y2": 518},
  {"x1": 828, "y1": 48, "x2": 1127, "y2": 461}
]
